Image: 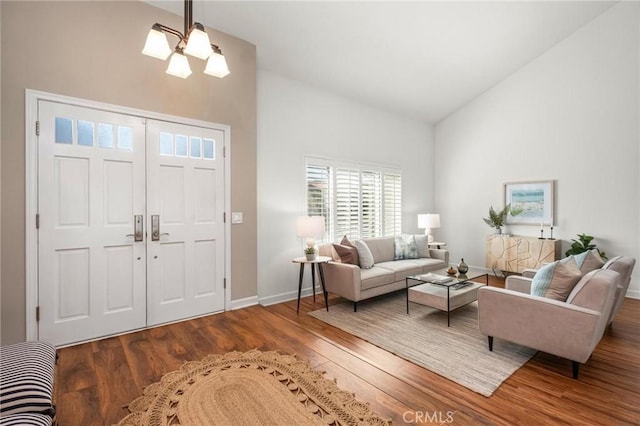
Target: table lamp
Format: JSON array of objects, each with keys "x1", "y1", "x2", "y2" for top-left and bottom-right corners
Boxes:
[
  {"x1": 296, "y1": 216, "x2": 325, "y2": 258},
  {"x1": 418, "y1": 213, "x2": 440, "y2": 243}
]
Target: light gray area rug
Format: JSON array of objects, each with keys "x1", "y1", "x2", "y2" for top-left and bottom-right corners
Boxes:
[{"x1": 309, "y1": 291, "x2": 536, "y2": 397}]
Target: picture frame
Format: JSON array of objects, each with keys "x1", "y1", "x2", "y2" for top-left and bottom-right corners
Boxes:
[{"x1": 503, "y1": 180, "x2": 554, "y2": 226}]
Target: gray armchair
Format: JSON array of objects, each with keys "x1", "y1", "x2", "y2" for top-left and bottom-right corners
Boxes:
[
  {"x1": 503, "y1": 255, "x2": 636, "y2": 325},
  {"x1": 478, "y1": 269, "x2": 620, "y2": 378}
]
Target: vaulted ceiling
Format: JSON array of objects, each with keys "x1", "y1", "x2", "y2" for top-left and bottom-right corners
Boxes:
[{"x1": 148, "y1": 1, "x2": 615, "y2": 123}]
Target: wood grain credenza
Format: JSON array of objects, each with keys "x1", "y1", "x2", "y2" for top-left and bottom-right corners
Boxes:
[{"x1": 486, "y1": 235, "x2": 561, "y2": 273}]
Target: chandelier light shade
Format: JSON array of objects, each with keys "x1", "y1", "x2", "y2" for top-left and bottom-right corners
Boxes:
[
  {"x1": 204, "y1": 49, "x2": 231, "y2": 78},
  {"x1": 142, "y1": 25, "x2": 172, "y2": 60},
  {"x1": 183, "y1": 24, "x2": 214, "y2": 60},
  {"x1": 142, "y1": 0, "x2": 230, "y2": 79},
  {"x1": 166, "y1": 50, "x2": 192, "y2": 79}
]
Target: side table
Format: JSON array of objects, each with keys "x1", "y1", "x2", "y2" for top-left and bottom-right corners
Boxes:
[
  {"x1": 292, "y1": 255, "x2": 331, "y2": 313},
  {"x1": 428, "y1": 241, "x2": 447, "y2": 250}
]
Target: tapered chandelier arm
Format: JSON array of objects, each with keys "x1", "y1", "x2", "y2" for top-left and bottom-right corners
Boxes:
[{"x1": 152, "y1": 23, "x2": 185, "y2": 45}]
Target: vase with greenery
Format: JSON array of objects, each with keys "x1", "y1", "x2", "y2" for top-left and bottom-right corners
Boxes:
[
  {"x1": 304, "y1": 246, "x2": 316, "y2": 261},
  {"x1": 565, "y1": 233, "x2": 607, "y2": 260},
  {"x1": 482, "y1": 204, "x2": 522, "y2": 234}
]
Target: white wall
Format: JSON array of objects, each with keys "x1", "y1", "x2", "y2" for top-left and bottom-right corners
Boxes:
[
  {"x1": 257, "y1": 70, "x2": 434, "y2": 304},
  {"x1": 435, "y1": 2, "x2": 640, "y2": 297}
]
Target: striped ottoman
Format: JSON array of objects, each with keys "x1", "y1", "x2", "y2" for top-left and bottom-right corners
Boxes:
[{"x1": 0, "y1": 341, "x2": 56, "y2": 423}]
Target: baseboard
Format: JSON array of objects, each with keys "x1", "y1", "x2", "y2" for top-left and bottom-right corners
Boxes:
[
  {"x1": 229, "y1": 296, "x2": 259, "y2": 310},
  {"x1": 259, "y1": 288, "x2": 316, "y2": 307},
  {"x1": 625, "y1": 290, "x2": 640, "y2": 300}
]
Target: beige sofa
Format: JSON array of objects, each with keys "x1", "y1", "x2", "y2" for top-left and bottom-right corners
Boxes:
[
  {"x1": 478, "y1": 268, "x2": 620, "y2": 378},
  {"x1": 318, "y1": 236, "x2": 449, "y2": 311}
]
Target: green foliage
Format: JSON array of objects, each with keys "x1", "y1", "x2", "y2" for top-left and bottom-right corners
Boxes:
[
  {"x1": 565, "y1": 233, "x2": 607, "y2": 259},
  {"x1": 304, "y1": 246, "x2": 316, "y2": 255},
  {"x1": 483, "y1": 204, "x2": 519, "y2": 229}
]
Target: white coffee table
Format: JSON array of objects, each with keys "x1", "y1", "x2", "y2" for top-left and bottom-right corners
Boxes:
[{"x1": 406, "y1": 268, "x2": 488, "y2": 326}]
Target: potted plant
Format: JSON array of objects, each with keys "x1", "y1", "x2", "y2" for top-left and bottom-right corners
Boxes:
[
  {"x1": 483, "y1": 204, "x2": 522, "y2": 234},
  {"x1": 565, "y1": 233, "x2": 607, "y2": 259},
  {"x1": 304, "y1": 246, "x2": 316, "y2": 261}
]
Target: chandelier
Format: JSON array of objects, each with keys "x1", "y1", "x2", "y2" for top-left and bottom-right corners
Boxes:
[{"x1": 142, "y1": 0, "x2": 230, "y2": 79}]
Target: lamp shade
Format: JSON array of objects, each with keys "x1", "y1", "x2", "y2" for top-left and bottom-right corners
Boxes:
[
  {"x1": 142, "y1": 26, "x2": 172, "y2": 60},
  {"x1": 184, "y1": 25, "x2": 213, "y2": 60},
  {"x1": 166, "y1": 51, "x2": 192, "y2": 79},
  {"x1": 418, "y1": 213, "x2": 440, "y2": 229},
  {"x1": 296, "y1": 216, "x2": 325, "y2": 238},
  {"x1": 204, "y1": 51, "x2": 230, "y2": 78}
]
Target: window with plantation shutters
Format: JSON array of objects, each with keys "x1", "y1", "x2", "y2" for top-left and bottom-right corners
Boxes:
[{"x1": 305, "y1": 157, "x2": 401, "y2": 241}]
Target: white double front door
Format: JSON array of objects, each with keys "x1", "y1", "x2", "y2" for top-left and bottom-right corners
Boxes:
[{"x1": 37, "y1": 100, "x2": 226, "y2": 346}]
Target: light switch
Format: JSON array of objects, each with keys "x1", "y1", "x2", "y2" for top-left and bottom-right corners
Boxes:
[{"x1": 231, "y1": 212, "x2": 243, "y2": 224}]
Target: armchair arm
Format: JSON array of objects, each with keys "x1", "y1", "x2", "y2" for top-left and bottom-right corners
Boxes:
[
  {"x1": 521, "y1": 269, "x2": 538, "y2": 279},
  {"x1": 478, "y1": 287, "x2": 603, "y2": 363},
  {"x1": 321, "y1": 261, "x2": 361, "y2": 301},
  {"x1": 505, "y1": 275, "x2": 532, "y2": 293}
]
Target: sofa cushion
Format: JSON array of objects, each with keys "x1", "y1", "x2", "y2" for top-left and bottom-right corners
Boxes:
[
  {"x1": 409, "y1": 257, "x2": 446, "y2": 271},
  {"x1": 531, "y1": 260, "x2": 582, "y2": 301},
  {"x1": 376, "y1": 260, "x2": 423, "y2": 281},
  {"x1": 414, "y1": 234, "x2": 431, "y2": 258},
  {"x1": 362, "y1": 237, "x2": 395, "y2": 263},
  {"x1": 354, "y1": 240, "x2": 375, "y2": 269},
  {"x1": 394, "y1": 235, "x2": 418, "y2": 260},
  {"x1": 360, "y1": 266, "x2": 395, "y2": 291},
  {"x1": 340, "y1": 236, "x2": 360, "y2": 266},
  {"x1": 332, "y1": 243, "x2": 358, "y2": 265}
]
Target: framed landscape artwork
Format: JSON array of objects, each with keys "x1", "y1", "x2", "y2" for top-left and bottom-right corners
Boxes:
[{"x1": 503, "y1": 180, "x2": 554, "y2": 225}]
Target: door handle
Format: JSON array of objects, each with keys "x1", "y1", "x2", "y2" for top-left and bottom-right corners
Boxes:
[
  {"x1": 151, "y1": 215, "x2": 160, "y2": 241},
  {"x1": 133, "y1": 215, "x2": 144, "y2": 241}
]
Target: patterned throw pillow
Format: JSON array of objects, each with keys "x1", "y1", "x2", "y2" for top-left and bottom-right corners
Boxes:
[
  {"x1": 572, "y1": 249, "x2": 605, "y2": 274},
  {"x1": 394, "y1": 234, "x2": 418, "y2": 260},
  {"x1": 354, "y1": 240, "x2": 375, "y2": 269},
  {"x1": 414, "y1": 234, "x2": 431, "y2": 258},
  {"x1": 332, "y1": 243, "x2": 357, "y2": 265},
  {"x1": 531, "y1": 260, "x2": 582, "y2": 301},
  {"x1": 340, "y1": 235, "x2": 359, "y2": 266}
]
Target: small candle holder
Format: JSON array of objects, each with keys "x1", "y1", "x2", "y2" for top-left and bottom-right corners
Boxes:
[
  {"x1": 539, "y1": 228, "x2": 544, "y2": 239},
  {"x1": 547, "y1": 227, "x2": 555, "y2": 240}
]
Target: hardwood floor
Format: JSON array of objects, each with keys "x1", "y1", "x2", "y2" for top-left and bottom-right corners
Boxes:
[{"x1": 55, "y1": 276, "x2": 640, "y2": 425}]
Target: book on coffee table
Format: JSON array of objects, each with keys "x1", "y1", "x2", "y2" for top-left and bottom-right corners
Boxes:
[{"x1": 418, "y1": 273, "x2": 454, "y2": 284}]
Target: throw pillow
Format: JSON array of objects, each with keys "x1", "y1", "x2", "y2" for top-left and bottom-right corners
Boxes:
[
  {"x1": 340, "y1": 235, "x2": 360, "y2": 266},
  {"x1": 572, "y1": 249, "x2": 605, "y2": 274},
  {"x1": 332, "y1": 243, "x2": 357, "y2": 265},
  {"x1": 531, "y1": 260, "x2": 582, "y2": 301},
  {"x1": 394, "y1": 234, "x2": 418, "y2": 260},
  {"x1": 414, "y1": 234, "x2": 431, "y2": 258},
  {"x1": 354, "y1": 240, "x2": 375, "y2": 269}
]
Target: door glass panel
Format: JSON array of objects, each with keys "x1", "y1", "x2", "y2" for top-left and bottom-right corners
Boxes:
[
  {"x1": 77, "y1": 120, "x2": 94, "y2": 147},
  {"x1": 175, "y1": 135, "x2": 188, "y2": 157},
  {"x1": 98, "y1": 123, "x2": 114, "y2": 148},
  {"x1": 55, "y1": 117, "x2": 73, "y2": 144},
  {"x1": 159, "y1": 132, "x2": 173, "y2": 156},
  {"x1": 190, "y1": 137, "x2": 201, "y2": 158},
  {"x1": 117, "y1": 126, "x2": 133, "y2": 151},
  {"x1": 203, "y1": 138, "x2": 215, "y2": 159}
]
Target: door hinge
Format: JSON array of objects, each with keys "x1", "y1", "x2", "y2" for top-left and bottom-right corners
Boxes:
[
  {"x1": 223, "y1": 145, "x2": 226, "y2": 158},
  {"x1": 224, "y1": 278, "x2": 227, "y2": 289},
  {"x1": 36, "y1": 214, "x2": 40, "y2": 229},
  {"x1": 223, "y1": 212, "x2": 226, "y2": 223},
  {"x1": 36, "y1": 306, "x2": 40, "y2": 322},
  {"x1": 35, "y1": 121, "x2": 40, "y2": 136}
]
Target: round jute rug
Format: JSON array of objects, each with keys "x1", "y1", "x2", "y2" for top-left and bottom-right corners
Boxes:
[{"x1": 116, "y1": 349, "x2": 391, "y2": 425}]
